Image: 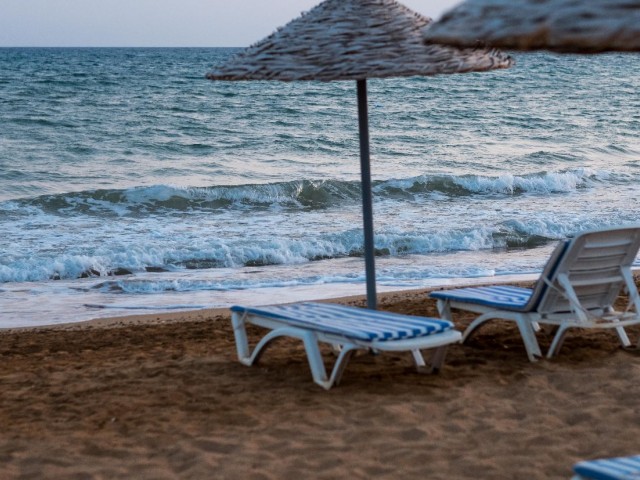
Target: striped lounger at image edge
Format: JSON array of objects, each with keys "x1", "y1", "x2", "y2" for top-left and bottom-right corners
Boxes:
[{"x1": 573, "y1": 455, "x2": 640, "y2": 480}]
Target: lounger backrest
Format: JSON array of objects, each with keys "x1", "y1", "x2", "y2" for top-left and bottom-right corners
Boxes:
[
  {"x1": 536, "y1": 226, "x2": 640, "y2": 315},
  {"x1": 522, "y1": 239, "x2": 569, "y2": 311}
]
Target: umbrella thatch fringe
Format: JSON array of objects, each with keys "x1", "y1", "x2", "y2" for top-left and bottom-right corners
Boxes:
[
  {"x1": 423, "y1": 0, "x2": 640, "y2": 53},
  {"x1": 207, "y1": 0, "x2": 513, "y2": 82}
]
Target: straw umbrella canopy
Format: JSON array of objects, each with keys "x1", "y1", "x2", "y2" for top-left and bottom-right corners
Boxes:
[
  {"x1": 207, "y1": 0, "x2": 513, "y2": 309},
  {"x1": 423, "y1": 0, "x2": 640, "y2": 53}
]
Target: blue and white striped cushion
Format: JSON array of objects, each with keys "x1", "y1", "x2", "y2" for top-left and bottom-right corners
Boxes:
[
  {"x1": 574, "y1": 455, "x2": 640, "y2": 480},
  {"x1": 231, "y1": 302, "x2": 454, "y2": 342},
  {"x1": 430, "y1": 285, "x2": 534, "y2": 311}
]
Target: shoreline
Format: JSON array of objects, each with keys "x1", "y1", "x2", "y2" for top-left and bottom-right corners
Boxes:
[
  {"x1": 1, "y1": 271, "x2": 541, "y2": 331},
  {"x1": 2, "y1": 287, "x2": 436, "y2": 332}
]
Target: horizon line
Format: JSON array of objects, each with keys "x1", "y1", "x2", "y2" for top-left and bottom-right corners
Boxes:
[{"x1": 0, "y1": 45, "x2": 245, "y2": 49}]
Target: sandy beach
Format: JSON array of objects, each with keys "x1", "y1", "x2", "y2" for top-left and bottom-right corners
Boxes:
[{"x1": 2, "y1": 282, "x2": 640, "y2": 479}]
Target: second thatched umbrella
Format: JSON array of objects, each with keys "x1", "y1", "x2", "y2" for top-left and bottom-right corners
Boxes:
[
  {"x1": 207, "y1": 0, "x2": 513, "y2": 309},
  {"x1": 423, "y1": 0, "x2": 640, "y2": 53}
]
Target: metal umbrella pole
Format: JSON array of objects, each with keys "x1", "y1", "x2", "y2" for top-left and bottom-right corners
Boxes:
[{"x1": 356, "y1": 79, "x2": 377, "y2": 309}]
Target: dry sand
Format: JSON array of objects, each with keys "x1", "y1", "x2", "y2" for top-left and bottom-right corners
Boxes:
[{"x1": 1, "y1": 284, "x2": 640, "y2": 479}]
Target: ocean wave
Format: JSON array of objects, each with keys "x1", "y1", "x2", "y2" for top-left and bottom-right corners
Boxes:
[
  {"x1": 0, "y1": 222, "x2": 568, "y2": 283},
  {"x1": 379, "y1": 168, "x2": 616, "y2": 197},
  {"x1": 0, "y1": 168, "x2": 631, "y2": 218},
  {"x1": 0, "y1": 181, "x2": 362, "y2": 217}
]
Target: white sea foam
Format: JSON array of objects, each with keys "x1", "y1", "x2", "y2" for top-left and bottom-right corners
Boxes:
[
  {"x1": 0, "y1": 250, "x2": 549, "y2": 327},
  {"x1": 0, "y1": 223, "x2": 549, "y2": 283}
]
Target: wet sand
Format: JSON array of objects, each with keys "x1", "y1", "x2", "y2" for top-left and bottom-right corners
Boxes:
[{"x1": 1, "y1": 284, "x2": 640, "y2": 479}]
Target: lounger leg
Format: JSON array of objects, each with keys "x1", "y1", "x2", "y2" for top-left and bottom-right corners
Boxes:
[
  {"x1": 603, "y1": 307, "x2": 632, "y2": 346},
  {"x1": 231, "y1": 312, "x2": 252, "y2": 365},
  {"x1": 547, "y1": 324, "x2": 570, "y2": 358},
  {"x1": 427, "y1": 346, "x2": 449, "y2": 373},
  {"x1": 232, "y1": 312, "x2": 302, "y2": 366},
  {"x1": 547, "y1": 322, "x2": 632, "y2": 358},
  {"x1": 463, "y1": 313, "x2": 541, "y2": 361},
  {"x1": 461, "y1": 313, "x2": 495, "y2": 343},
  {"x1": 299, "y1": 332, "x2": 359, "y2": 390},
  {"x1": 411, "y1": 347, "x2": 449, "y2": 374},
  {"x1": 232, "y1": 324, "x2": 295, "y2": 367},
  {"x1": 411, "y1": 349, "x2": 426, "y2": 368},
  {"x1": 436, "y1": 299, "x2": 452, "y2": 320},
  {"x1": 460, "y1": 313, "x2": 542, "y2": 361},
  {"x1": 329, "y1": 347, "x2": 358, "y2": 387},
  {"x1": 298, "y1": 330, "x2": 331, "y2": 387},
  {"x1": 613, "y1": 324, "x2": 631, "y2": 347},
  {"x1": 514, "y1": 316, "x2": 542, "y2": 362},
  {"x1": 461, "y1": 322, "x2": 479, "y2": 343}
]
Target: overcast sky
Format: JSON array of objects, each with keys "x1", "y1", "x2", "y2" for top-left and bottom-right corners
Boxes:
[{"x1": 0, "y1": 0, "x2": 461, "y2": 47}]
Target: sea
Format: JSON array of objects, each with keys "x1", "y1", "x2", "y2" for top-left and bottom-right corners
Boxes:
[{"x1": 1, "y1": 47, "x2": 639, "y2": 328}]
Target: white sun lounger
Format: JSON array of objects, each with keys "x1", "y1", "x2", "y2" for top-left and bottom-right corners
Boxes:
[
  {"x1": 572, "y1": 455, "x2": 640, "y2": 480},
  {"x1": 430, "y1": 226, "x2": 640, "y2": 362},
  {"x1": 230, "y1": 302, "x2": 462, "y2": 389}
]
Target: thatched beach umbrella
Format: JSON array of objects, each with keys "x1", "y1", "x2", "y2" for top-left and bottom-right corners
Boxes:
[
  {"x1": 423, "y1": 0, "x2": 640, "y2": 53},
  {"x1": 207, "y1": 0, "x2": 513, "y2": 309}
]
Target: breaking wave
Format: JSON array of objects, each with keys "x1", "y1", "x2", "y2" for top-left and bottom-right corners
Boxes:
[{"x1": 0, "y1": 168, "x2": 627, "y2": 218}]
